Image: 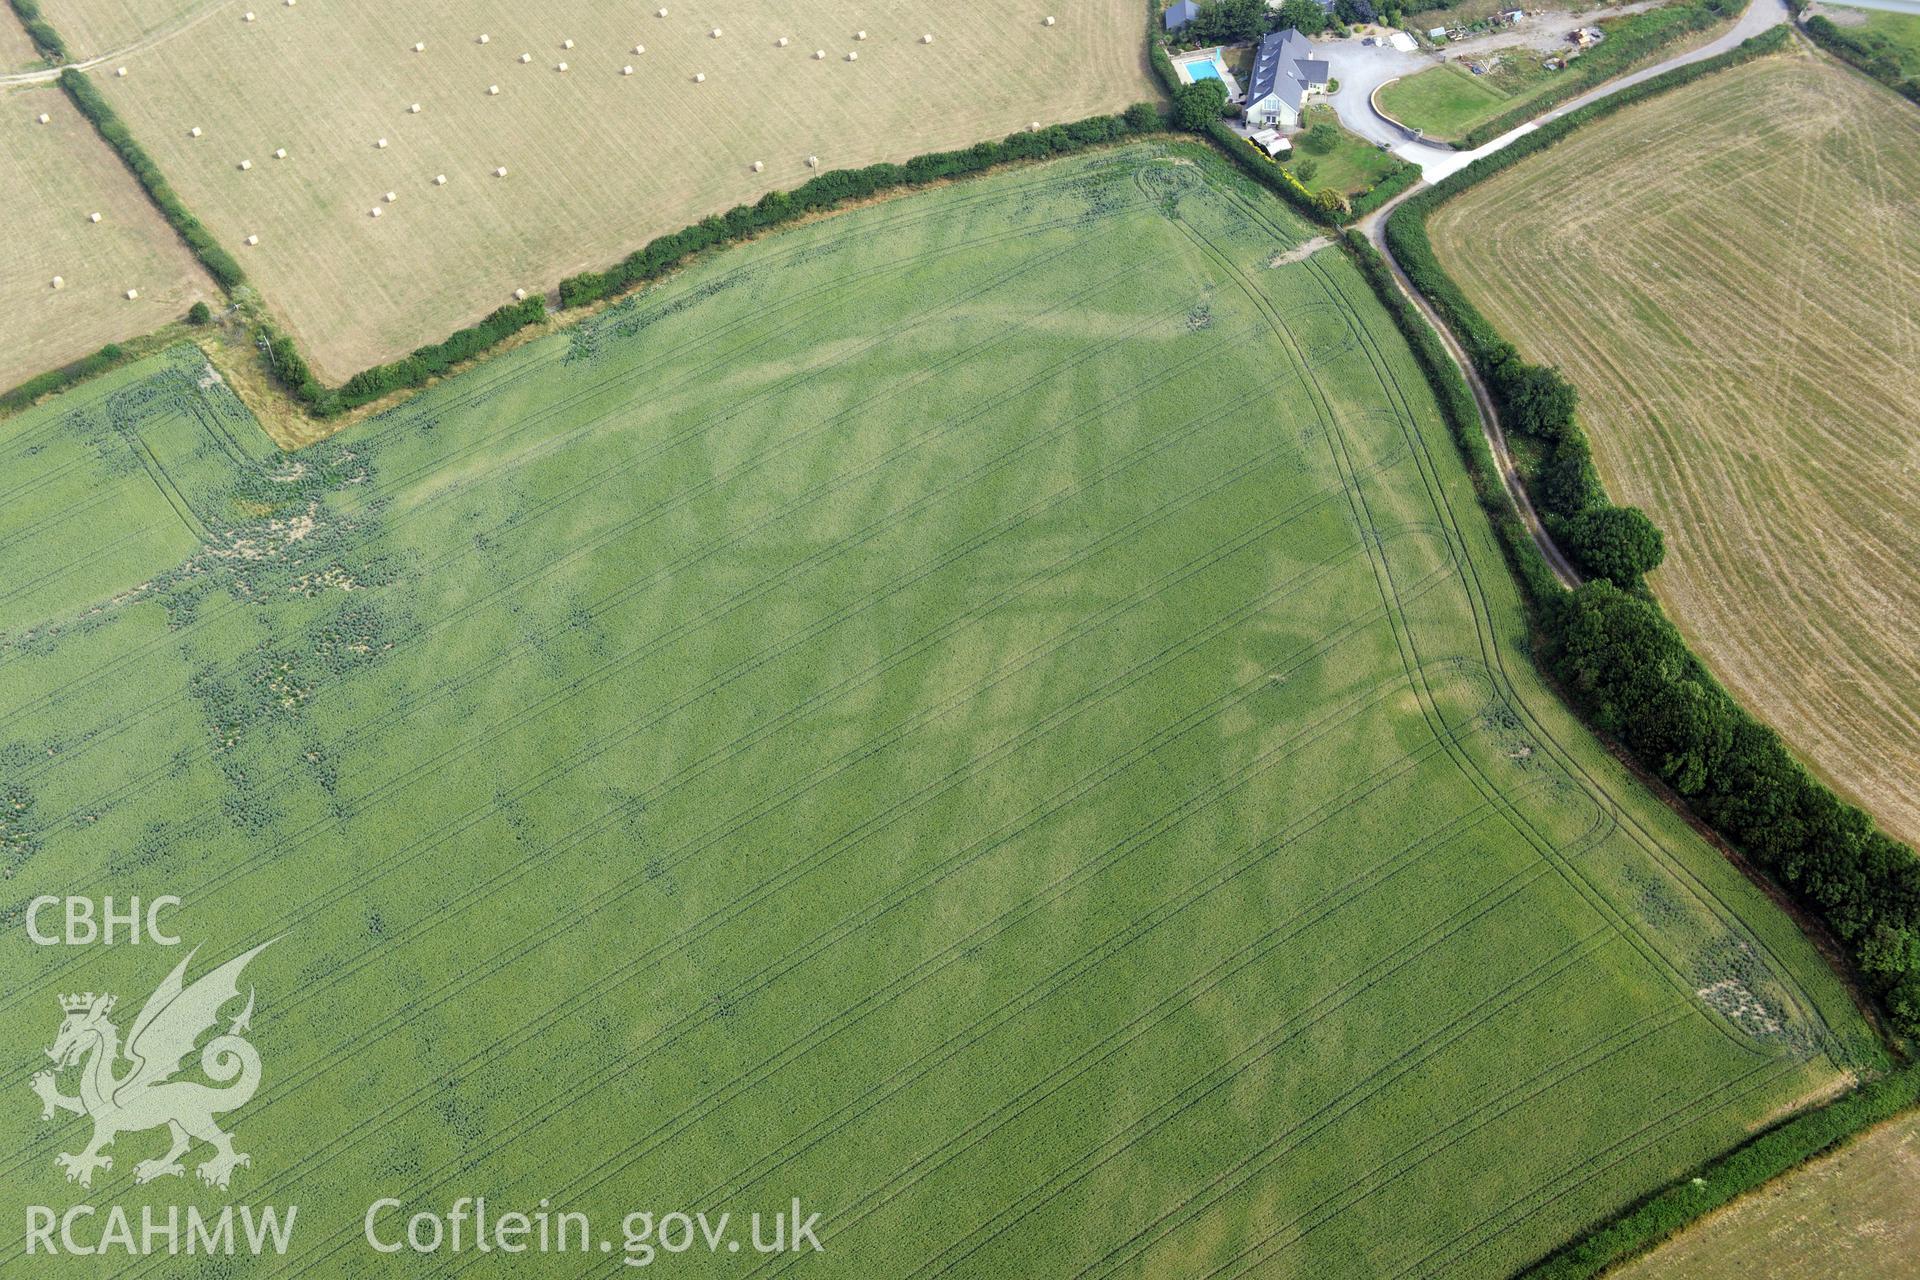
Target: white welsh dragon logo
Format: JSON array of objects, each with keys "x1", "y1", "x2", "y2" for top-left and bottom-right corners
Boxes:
[{"x1": 29, "y1": 941, "x2": 272, "y2": 1190}]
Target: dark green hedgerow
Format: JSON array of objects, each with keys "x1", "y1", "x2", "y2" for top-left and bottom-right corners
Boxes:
[
  {"x1": 1377, "y1": 23, "x2": 1920, "y2": 1047},
  {"x1": 262, "y1": 297, "x2": 548, "y2": 418},
  {"x1": 6, "y1": 0, "x2": 66, "y2": 62},
  {"x1": 556, "y1": 108, "x2": 1164, "y2": 310},
  {"x1": 1338, "y1": 232, "x2": 1566, "y2": 612},
  {"x1": 58, "y1": 69, "x2": 245, "y2": 291},
  {"x1": 0, "y1": 343, "x2": 133, "y2": 416},
  {"x1": 1347, "y1": 31, "x2": 1920, "y2": 1267},
  {"x1": 1520, "y1": 1064, "x2": 1920, "y2": 1279},
  {"x1": 1455, "y1": 0, "x2": 1743, "y2": 148},
  {"x1": 1801, "y1": 13, "x2": 1920, "y2": 105}
]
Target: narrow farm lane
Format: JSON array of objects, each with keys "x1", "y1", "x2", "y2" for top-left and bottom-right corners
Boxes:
[{"x1": 1349, "y1": 0, "x2": 1794, "y2": 591}]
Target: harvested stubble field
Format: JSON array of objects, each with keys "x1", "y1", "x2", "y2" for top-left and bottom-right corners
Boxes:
[
  {"x1": 1428, "y1": 52, "x2": 1920, "y2": 846},
  {"x1": 40, "y1": 0, "x2": 1153, "y2": 382},
  {"x1": 0, "y1": 8, "x2": 38, "y2": 70},
  {"x1": 1621, "y1": 1110, "x2": 1920, "y2": 1280},
  {"x1": 0, "y1": 80, "x2": 214, "y2": 396},
  {"x1": 0, "y1": 144, "x2": 1872, "y2": 1278}
]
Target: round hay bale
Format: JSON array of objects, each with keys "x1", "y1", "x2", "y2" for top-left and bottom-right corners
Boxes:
[
  {"x1": 657, "y1": 6, "x2": 668, "y2": 16},
  {"x1": 693, "y1": 71, "x2": 705, "y2": 82},
  {"x1": 856, "y1": 30, "x2": 867, "y2": 39},
  {"x1": 806, "y1": 154, "x2": 819, "y2": 167},
  {"x1": 623, "y1": 64, "x2": 634, "y2": 75},
  {"x1": 923, "y1": 33, "x2": 934, "y2": 43},
  {"x1": 384, "y1": 190, "x2": 397, "y2": 202},
  {"x1": 409, "y1": 103, "x2": 421, "y2": 114},
  {"x1": 777, "y1": 36, "x2": 789, "y2": 46},
  {"x1": 51, "y1": 276, "x2": 64, "y2": 289},
  {"x1": 115, "y1": 66, "x2": 127, "y2": 77},
  {"x1": 845, "y1": 50, "x2": 857, "y2": 60},
  {"x1": 556, "y1": 61, "x2": 568, "y2": 71},
  {"x1": 239, "y1": 159, "x2": 252, "y2": 170},
  {"x1": 274, "y1": 146, "x2": 287, "y2": 158},
  {"x1": 1029, "y1": 120, "x2": 1040, "y2": 131},
  {"x1": 814, "y1": 48, "x2": 826, "y2": 59},
  {"x1": 376, "y1": 137, "x2": 388, "y2": 148},
  {"x1": 563, "y1": 38, "x2": 574, "y2": 49},
  {"x1": 413, "y1": 41, "x2": 424, "y2": 52},
  {"x1": 514, "y1": 288, "x2": 527, "y2": 300},
  {"x1": 244, "y1": 11, "x2": 255, "y2": 20},
  {"x1": 89, "y1": 211, "x2": 101, "y2": 223},
  {"x1": 1044, "y1": 15, "x2": 1056, "y2": 25},
  {"x1": 434, "y1": 174, "x2": 447, "y2": 185},
  {"x1": 752, "y1": 159, "x2": 764, "y2": 171},
  {"x1": 478, "y1": 33, "x2": 489, "y2": 44},
  {"x1": 634, "y1": 44, "x2": 646, "y2": 53},
  {"x1": 245, "y1": 234, "x2": 259, "y2": 245},
  {"x1": 125, "y1": 288, "x2": 139, "y2": 299},
  {"x1": 494, "y1": 165, "x2": 508, "y2": 177},
  {"x1": 190, "y1": 126, "x2": 202, "y2": 137},
  {"x1": 36, "y1": 112, "x2": 50, "y2": 124},
  {"x1": 519, "y1": 52, "x2": 532, "y2": 63},
  {"x1": 711, "y1": 27, "x2": 722, "y2": 38},
  {"x1": 488, "y1": 84, "x2": 501, "y2": 94},
  {"x1": 369, "y1": 206, "x2": 381, "y2": 218}
]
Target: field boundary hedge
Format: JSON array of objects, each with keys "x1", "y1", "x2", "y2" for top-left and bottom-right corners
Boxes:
[
  {"x1": 1352, "y1": 25, "x2": 1920, "y2": 1265},
  {"x1": 1380, "y1": 10, "x2": 1920, "y2": 1032},
  {"x1": 0, "y1": 341, "x2": 134, "y2": 415},
  {"x1": 1519, "y1": 1065, "x2": 1920, "y2": 1278},
  {"x1": 1454, "y1": 0, "x2": 1739, "y2": 147},
  {"x1": 1791, "y1": 0, "x2": 1920, "y2": 106},
  {"x1": 58, "y1": 69, "x2": 245, "y2": 291},
  {"x1": 553, "y1": 106, "x2": 1166, "y2": 312},
  {"x1": 5, "y1": 0, "x2": 66, "y2": 62}
]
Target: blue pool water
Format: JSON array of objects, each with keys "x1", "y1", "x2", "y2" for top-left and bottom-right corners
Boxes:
[{"x1": 1187, "y1": 60, "x2": 1221, "y2": 81}]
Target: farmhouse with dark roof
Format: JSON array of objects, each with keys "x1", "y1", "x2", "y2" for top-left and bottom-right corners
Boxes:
[{"x1": 1244, "y1": 27, "x2": 1330, "y2": 130}]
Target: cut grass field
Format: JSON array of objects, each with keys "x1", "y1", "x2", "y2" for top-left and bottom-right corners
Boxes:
[
  {"x1": 0, "y1": 80, "x2": 214, "y2": 397},
  {"x1": 1427, "y1": 51, "x2": 1920, "y2": 846},
  {"x1": 0, "y1": 143, "x2": 1873, "y2": 1278},
  {"x1": 1619, "y1": 1110, "x2": 1920, "y2": 1280},
  {"x1": 34, "y1": 0, "x2": 1154, "y2": 383}
]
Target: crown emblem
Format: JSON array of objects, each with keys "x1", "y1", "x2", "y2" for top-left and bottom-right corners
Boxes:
[{"x1": 60, "y1": 992, "x2": 112, "y2": 1014}]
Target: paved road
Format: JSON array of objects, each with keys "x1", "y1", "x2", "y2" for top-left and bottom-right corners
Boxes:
[
  {"x1": 1338, "y1": 0, "x2": 1794, "y2": 587},
  {"x1": 1321, "y1": 0, "x2": 1789, "y2": 179}
]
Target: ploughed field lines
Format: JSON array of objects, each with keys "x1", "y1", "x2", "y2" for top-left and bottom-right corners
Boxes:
[{"x1": 0, "y1": 148, "x2": 1862, "y2": 1279}]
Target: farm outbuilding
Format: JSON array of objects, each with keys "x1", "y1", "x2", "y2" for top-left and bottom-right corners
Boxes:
[{"x1": 1164, "y1": 0, "x2": 1200, "y2": 31}]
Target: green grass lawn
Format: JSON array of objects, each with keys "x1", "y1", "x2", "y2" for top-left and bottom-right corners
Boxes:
[
  {"x1": 0, "y1": 141, "x2": 1872, "y2": 1279},
  {"x1": 1289, "y1": 104, "x2": 1404, "y2": 195},
  {"x1": 1377, "y1": 62, "x2": 1519, "y2": 141}
]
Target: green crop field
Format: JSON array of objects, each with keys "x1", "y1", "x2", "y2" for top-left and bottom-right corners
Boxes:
[{"x1": 0, "y1": 143, "x2": 1871, "y2": 1278}]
